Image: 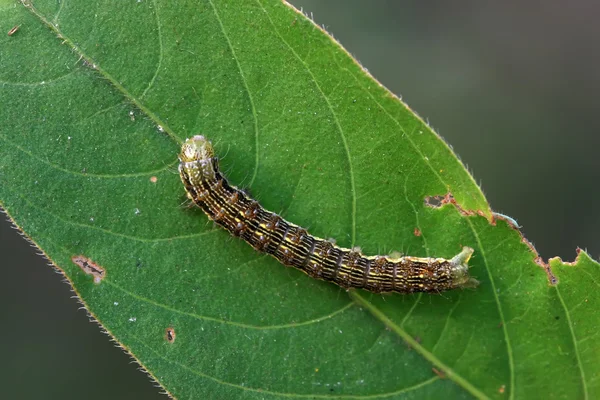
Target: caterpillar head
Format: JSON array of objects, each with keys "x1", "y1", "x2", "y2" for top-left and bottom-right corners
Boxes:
[
  {"x1": 179, "y1": 135, "x2": 217, "y2": 180},
  {"x1": 179, "y1": 135, "x2": 215, "y2": 163}
]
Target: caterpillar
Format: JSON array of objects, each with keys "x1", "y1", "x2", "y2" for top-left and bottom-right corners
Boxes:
[{"x1": 178, "y1": 135, "x2": 478, "y2": 293}]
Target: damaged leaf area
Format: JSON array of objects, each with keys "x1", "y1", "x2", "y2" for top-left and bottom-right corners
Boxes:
[
  {"x1": 72, "y1": 255, "x2": 106, "y2": 283},
  {"x1": 0, "y1": 0, "x2": 598, "y2": 399}
]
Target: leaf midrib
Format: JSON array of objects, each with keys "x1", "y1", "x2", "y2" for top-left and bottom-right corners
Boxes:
[{"x1": 350, "y1": 291, "x2": 489, "y2": 400}]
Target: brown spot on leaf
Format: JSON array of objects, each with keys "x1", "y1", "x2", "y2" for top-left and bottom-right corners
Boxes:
[
  {"x1": 498, "y1": 384, "x2": 506, "y2": 394},
  {"x1": 432, "y1": 367, "x2": 446, "y2": 379},
  {"x1": 165, "y1": 327, "x2": 176, "y2": 343},
  {"x1": 424, "y1": 192, "x2": 486, "y2": 218},
  {"x1": 414, "y1": 228, "x2": 421, "y2": 237},
  {"x1": 72, "y1": 255, "x2": 105, "y2": 283},
  {"x1": 424, "y1": 193, "x2": 454, "y2": 209},
  {"x1": 150, "y1": 176, "x2": 158, "y2": 183},
  {"x1": 8, "y1": 25, "x2": 20, "y2": 36}
]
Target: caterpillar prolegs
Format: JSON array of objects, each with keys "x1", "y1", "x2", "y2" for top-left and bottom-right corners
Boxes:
[{"x1": 178, "y1": 136, "x2": 478, "y2": 293}]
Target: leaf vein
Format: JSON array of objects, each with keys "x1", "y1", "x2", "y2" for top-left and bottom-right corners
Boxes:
[
  {"x1": 19, "y1": 0, "x2": 182, "y2": 145},
  {"x1": 109, "y1": 279, "x2": 354, "y2": 330},
  {"x1": 4, "y1": 186, "x2": 218, "y2": 243},
  {"x1": 350, "y1": 291, "x2": 489, "y2": 399},
  {"x1": 465, "y1": 218, "x2": 515, "y2": 399},
  {"x1": 140, "y1": 0, "x2": 164, "y2": 100},
  {"x1": 207, "y1": 0, "x2": 261, "y2": 187},
  {"x1": 0, "y1": 71, "x2": 76, "y2": 87},
  {"x1": 0, "y1": 133, "x2": 176, "y2": 179},
  {"x1": 555, "y1": 285, "x2": 589, "y2": 399},
  {"x1": 256, "y1": 0, "x2": 357, "y2": 246},
  {"x1": 130, "y1": 337, "x2": 442, "y2": 399}
]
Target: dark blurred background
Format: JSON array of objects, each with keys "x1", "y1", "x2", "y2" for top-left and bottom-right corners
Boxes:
[{"x1": 2, "y1": 1, "x2": 599, "y2": 398}]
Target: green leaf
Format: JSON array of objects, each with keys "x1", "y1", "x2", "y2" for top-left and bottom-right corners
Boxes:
[{"x1": 1, "y1": 0, "x2": 598, "y2": 399}]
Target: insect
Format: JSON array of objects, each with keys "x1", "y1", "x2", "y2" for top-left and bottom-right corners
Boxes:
[{"x1": 178, "y1": 135, "x2": 478, "y2": 293}]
